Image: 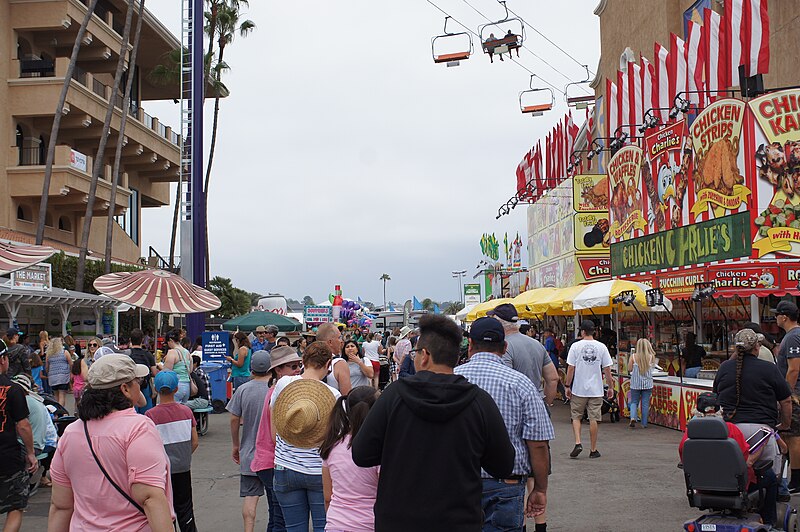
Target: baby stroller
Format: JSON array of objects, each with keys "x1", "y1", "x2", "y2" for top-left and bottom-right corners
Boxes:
[{"x1": 601, "y1": 387, "x2": 620, "y2": 422}]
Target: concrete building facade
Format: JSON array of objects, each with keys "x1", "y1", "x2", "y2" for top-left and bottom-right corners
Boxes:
[{"x1": 2, "y1": 0, "x2": 181, "y2": 263}]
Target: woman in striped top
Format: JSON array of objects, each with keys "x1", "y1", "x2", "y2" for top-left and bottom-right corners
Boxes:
[{"x1": 627, "y1": 338, "x2": 656, "y2": 429}]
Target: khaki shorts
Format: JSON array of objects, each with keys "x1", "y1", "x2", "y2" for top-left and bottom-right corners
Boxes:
[{"x1": 570, "y1": 395, "x2": 603, "y2": 421}]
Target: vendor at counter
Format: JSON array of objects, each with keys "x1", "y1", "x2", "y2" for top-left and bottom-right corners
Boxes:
[{"x1": 680, "y1": 332, "x2": 706, "y2": 378}]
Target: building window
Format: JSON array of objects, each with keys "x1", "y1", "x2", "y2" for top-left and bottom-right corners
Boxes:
[
  {"x1": 58, "y1": 216, "x2": 72, "y2": 232},
  {"x1": 114, "y1": 188, "x2": 139, "y2": 244},
  {"x1": 39, "y1": 135, "x2": 46, "y2": 164},
  {"x1": 17, "y1": 205, "x2": 32, "y2": 222},
  {"x1": 44, "y1": 212, "x2": 53, "y2": 227}
]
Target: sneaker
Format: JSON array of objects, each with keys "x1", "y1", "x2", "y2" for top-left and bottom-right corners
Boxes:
[
  {"x1": 629, "y1": 420, "x2": 636, "y2": 428},
  {"x1": 641, "y1": 424, "x2": 648, "y2": 429},
  {"x1": 789, "y1": 484, "x2": 800, "y2": 494},
  {"x1": 589, "y1": 450, "x2": 601, "y2": 458},
  {"x1": 570, "y1": 444, "x2": 583, "y2": 458},
  {"x1": 778, "y1": 493, "x2": 792, "y2": 502}
]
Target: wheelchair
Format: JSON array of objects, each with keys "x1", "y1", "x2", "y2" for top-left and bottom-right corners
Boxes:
[
  {"x1": 682, "y1": 416, "x2": 798, "y2": 532},
  {"x1": 192, "y1": 405, "x2": 213, "y2": 436}
]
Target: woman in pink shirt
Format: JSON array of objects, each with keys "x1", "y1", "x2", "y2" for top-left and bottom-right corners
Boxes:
[
  {"x1": 47, "y1": 354, "x2": 174, "y2": 532},
  {"x1": 318, "y1": 386, "x2": 380, "y2": 532},
  {"x1": 250, "y1": 348, "x2": 303, "y2": 532}
]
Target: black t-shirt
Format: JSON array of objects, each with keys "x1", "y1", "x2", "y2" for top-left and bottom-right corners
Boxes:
[
  {"x1": 0, "y1": 375, "x2": 30, "y2": 476},
  {"x1": 128, "y1": 347, "x2": 156, "y2": 388},
  {"x1": 713, "y1": 354, "x2": 791, "y2": 426},
  {"x1": 682, "y1": 344, "x2": 706, "y2": 369}
]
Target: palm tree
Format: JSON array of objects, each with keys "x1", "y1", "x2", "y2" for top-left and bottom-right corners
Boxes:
[
  {"x1": 444, "y1": 301, "x2": 465, "y2": 315},
  {"x1": 75, "y1": 0, "x2": 136, "y2": 290},
  {"x1": 380, "y1": 273, "x2": 390, "y2": 310},
  {"x1": 203, "y1": 1, "x2": 255, "y2": 279},
  {"x1": 421, "y1": 298, "x2": 434, "y2": 311},
  {"x1": 209, "y1": 276, "x2": 249, "y2": 318},
  {"x1": 104, "y1": 0, "x2": 146, "y2": 273},
  {"x1": 36, "y1": 0, "x2": 100, "y2": 244}
]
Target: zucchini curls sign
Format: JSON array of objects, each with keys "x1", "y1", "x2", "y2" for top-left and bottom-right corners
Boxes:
[{"x1": 610, "y1": 212, "x2": 752, "y2": 276}]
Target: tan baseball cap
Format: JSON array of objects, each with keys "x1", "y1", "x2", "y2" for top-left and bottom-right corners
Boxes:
[{"x1": 88, "y1": 354, "x2": 149, "y2": 390}]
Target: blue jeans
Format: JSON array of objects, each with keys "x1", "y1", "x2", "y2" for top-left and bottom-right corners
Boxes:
[
  {"x1": 685, "y1": 366, "x2": 701, "y2": 378},
  {"x1": 481, "y1": 478, "x2": 526, "y2": 532},
  {"x1": 175, "y1": 381, "x2": 190, "y2": 404},
  {"x1": 629, "y1": 388, "x2": 653, "y2": 426},
  {"x1": 136, "y1": 383, "x2": 154, "y2": 414},
  {"x1": 273, "y1": 467, "x2": 325, "y2": 532},
  {"x1": 233, "y1": 376, "x2": 251, "y2": 393},
  {"x1": 256, "y1": 468, "x2": 285, "y2": 532},
  {"x1": 751, "y1": 468, "x2": 778, "y2": 526}
]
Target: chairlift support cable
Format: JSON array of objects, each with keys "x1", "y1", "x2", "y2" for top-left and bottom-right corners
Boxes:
[{"x1": 425, "y1": 0, "x2": 565, "y2": 95}]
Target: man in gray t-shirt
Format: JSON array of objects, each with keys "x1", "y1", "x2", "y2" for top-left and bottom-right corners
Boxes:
[
  {"x1": 226, "y1": 350, "x2": 272, "y2": 532},
  {"x1": 488, "y1": 304, "x2": 558, "y2": 404}
]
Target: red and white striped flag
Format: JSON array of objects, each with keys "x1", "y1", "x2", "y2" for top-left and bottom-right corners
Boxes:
[
  {"x1": 545, "y1": 133, "x2": 551, "y2": 182},
  {"x1": 724, "y1": 0, "x2": 744, "y2": 85},
  {"x1": 686, "y1": 20, "x2": 706, "y2": 107},
  {"x1": 742, "y1": 0, "x2": 769, "y2": 76},
  {"x1": 516, "y1": 154, "x2": 529, "y2": 197},
  {"x1": 668, "y1": 33, "x2": 688, "y2": 114},
  {"x1": 628, "y1": 61, "x2": 643, "y2": 136},
  {"x1": 654, "y1": 42, "x2": 671, "y2": 123},
  {"x1": 567, "y1": 111, "x2": 579, "y2": 174},
  {"x1": 703, "y1": 8, "x2": 729, "y2": 101},
  {"x1": 617, "y1": 70, "x2": 629, "y2": 139},
  {"x1": 584, "y1": 106, "x2": 594, "y2": 172},
  {"x1": 533, "y1": 141, "x2": 543, "y2": 197},
  {"x1": 641, "y1": 56, "x2": 655, "y2": 120},
  {"x1": 606, "y1": 78, "x2": 619, "y2": 142}
]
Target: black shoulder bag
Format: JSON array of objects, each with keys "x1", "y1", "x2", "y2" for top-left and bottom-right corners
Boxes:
[{"x1": 83, "y1": 421, "x2": 146, "y2": 514}]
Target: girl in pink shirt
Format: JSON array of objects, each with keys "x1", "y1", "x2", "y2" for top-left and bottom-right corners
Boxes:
[{"x1": 319, "y1": 386, "x2": 380, "y2": 532}]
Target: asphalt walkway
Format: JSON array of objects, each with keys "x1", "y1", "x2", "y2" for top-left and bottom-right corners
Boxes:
[{"x1": 22, "y1": 400, "x2": 715, "y2": 531}]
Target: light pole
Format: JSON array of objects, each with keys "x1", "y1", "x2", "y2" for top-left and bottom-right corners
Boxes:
[{"x1": 452, "y1": 270, "x2": 467, "y2": 304}]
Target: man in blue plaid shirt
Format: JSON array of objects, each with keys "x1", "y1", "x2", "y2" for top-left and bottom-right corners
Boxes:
[{"x1": 455, "y1": 317, "x2": 555, "y2": 532}]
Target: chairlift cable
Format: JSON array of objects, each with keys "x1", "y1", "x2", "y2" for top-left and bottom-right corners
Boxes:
[
  {"x1": 503, "y1": 2, "x2": 596, "y2": 77},
  {"x1": 458, "y1": 0, "x2": 588, "y2": 92},
  {"x1": 425, "y1": 0, "x2": 565, "y2": 95}
]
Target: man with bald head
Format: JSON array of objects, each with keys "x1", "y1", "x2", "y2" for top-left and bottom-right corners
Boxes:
[{"x1": 316, "y1": 323, "x2": 352, "y2": 395}]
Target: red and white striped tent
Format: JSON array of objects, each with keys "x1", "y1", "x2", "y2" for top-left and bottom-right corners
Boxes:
[
  {"x1": 93, "y1": 270, "x2": 221, "y2": 314},
  {"x1": 0, "y1": 242, "x2": 56, "y2": 276}
]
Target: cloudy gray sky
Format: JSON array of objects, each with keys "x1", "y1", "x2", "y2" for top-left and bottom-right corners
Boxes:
[{"x1": 141, "y1": 0, "x2": 600, "y2": 305}]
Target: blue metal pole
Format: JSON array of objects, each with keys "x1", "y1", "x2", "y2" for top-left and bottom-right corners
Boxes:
[{"x1": 187, "y1": 0, "x2": 205, "y2": 339}]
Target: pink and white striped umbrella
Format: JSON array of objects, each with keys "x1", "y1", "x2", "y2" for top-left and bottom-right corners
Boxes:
[
  {"x1": 93, "y1": 270, "x2": 221, "y2": 314},
  {"x1": 0, "y1": 242, "x2": 57, "y2": 276}
]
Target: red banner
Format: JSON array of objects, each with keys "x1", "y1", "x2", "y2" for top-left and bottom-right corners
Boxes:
[
  {"x1": 707, "y1": 263, "x2": 781, "y2": 296},
  {"x1": 577, "y1": 257, "x2": 611, "y2": 281}
]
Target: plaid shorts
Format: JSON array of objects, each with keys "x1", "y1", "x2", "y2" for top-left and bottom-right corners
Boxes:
[{"x1": 0, "y1": 470, "x2": 30, "y2": 514}]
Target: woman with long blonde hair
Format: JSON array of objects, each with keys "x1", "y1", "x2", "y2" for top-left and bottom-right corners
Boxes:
[
  {"x1": 627, "y1": 338, "x2": 657, "y2": 428},
  {"x1": 45, "y1": 337, "x2": 71, "y2": 406}
]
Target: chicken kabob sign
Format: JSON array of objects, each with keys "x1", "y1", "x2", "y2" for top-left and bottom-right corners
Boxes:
[
  {"x1": 751, "y1": 89, "x2": 800, "y2": 258},
  {"x1": 688, "y1": 99, "x2": 751, "y2": 221}
]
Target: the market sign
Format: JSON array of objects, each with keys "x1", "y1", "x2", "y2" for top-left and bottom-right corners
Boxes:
[
  {"x1": 463, "y1": 284, "x2": 481, "y2": 306},
  {"x1": 610, "y1": 211, "x2": 751, "y2": 276},
  {"x1": 11, "y1": 263, "x2": 52, "y2": 291},
  {"x1": 304, "y1": 305, "x2": 333, "y2": 325}
]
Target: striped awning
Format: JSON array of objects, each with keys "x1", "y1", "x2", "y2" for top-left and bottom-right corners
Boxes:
[
  {"x1": 93, "y1": 270, "x2": 221, "y2": 314},
  {"x1": 0, "y1": 242, "x2": 56, "y2": 276}
]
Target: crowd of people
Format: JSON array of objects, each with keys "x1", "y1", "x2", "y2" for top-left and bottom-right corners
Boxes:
[{"x1": 1, "y1": 297, "x2": 799, "y2": 531}]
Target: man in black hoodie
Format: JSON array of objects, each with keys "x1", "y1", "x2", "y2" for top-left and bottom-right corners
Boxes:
[{"x1": 352, "y1": 315, "x2": 514, "y2": 532}]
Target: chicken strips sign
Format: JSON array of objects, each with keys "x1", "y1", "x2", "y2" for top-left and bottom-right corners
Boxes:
[{"x1": 689, "y1": 99, "x2": 751, "y2": 220}]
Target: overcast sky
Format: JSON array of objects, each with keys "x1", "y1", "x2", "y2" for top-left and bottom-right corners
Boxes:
[{"x1": 141, "y1": 0, "x2": 600, "y2": 305}]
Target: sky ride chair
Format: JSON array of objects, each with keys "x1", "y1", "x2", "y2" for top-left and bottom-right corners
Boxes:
[
  {"x1": 431, "y1": 16, "x2": 473, "y2": 67},
  {"x1": 478, "y1": 1, "x2": 523, "y2": 64},
  {"x1": 519, "y1": 76, "x2": 554, "y2": 116}
]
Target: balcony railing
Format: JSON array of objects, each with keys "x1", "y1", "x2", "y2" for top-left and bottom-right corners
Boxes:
[
  {"x1": 92, "y1": 78, "x2": 108, "y2": 98},
  {"x1": 17, "y1": 147, "x2": 45, "y2": 166},
  {"x1": 142, "y1": 111, "x2": 154, "y2": 129},
  {"x1": 72, "y1": 65, "x2": 87, "y2": 86},
  {"x1": 20, "y1": 59, "x2": 55, "y2": 78}
]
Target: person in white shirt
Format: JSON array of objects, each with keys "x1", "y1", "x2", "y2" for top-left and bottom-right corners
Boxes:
[
  {"x1": 361, "y1": 333, "x2": 384, "y2": 389},
  {"x1": 565, "y1": 320, "x2": 614, "y2": 459}
]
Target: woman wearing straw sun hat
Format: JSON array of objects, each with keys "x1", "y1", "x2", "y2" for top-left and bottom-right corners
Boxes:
[{"x1": 270, "y1": 342, "x2": 340, "y2": 532}]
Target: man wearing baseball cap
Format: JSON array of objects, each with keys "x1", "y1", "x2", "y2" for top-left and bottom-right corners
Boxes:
[
  {"x1": 226, "y1": 350, "x2": 273, "y2": 532},
  {"x1": 455, "y1": 317, "x2": 554, "y2": 532},
  {"x1": 146, "y1": 371, "x2": 199, "y2": 532},
  {"x1": 773, "y1": 300, "x2": 800, "y2": 492},
  {"x1": 565, "y1": 319, "x2": 614, "y2": 459}
]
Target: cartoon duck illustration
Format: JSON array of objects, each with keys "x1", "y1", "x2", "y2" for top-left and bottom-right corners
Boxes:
[
  {"x1": 658, "y1": 163, "x2": 680, "y2": 203},
  {"x1": 757, "y1": 270, "x2": 776, "y2": 288}
]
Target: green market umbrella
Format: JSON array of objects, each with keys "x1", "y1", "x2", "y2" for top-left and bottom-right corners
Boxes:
[{"x1": 221, "y1": 311, "x2": 302, "y2": 332}]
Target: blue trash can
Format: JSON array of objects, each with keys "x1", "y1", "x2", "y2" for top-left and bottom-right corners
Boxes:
[{"x1": 200, "y1": 362, "x2": 228, "y2": 405}]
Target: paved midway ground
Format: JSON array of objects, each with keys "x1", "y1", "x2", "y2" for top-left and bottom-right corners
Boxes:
[{"x1": 24, "y1": 398, "x2": 729, "y2": 531}]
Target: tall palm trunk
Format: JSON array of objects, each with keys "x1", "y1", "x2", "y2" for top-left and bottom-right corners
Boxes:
[
  {"x1": 168, "y1": 179, "x2": 181, "y2": 270},
  {"x1": 203, "y1": 41, "x2": 227, "y2": 280},
  {"x1": 104, "y1": 0, "x2": 146, "y2": 273},
  {"x1": 75, "y1": 1, "x2": 135, "y2": 291},
  {"x1": 36, "y1": 0, "x2": 100, "y2": 244}
]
